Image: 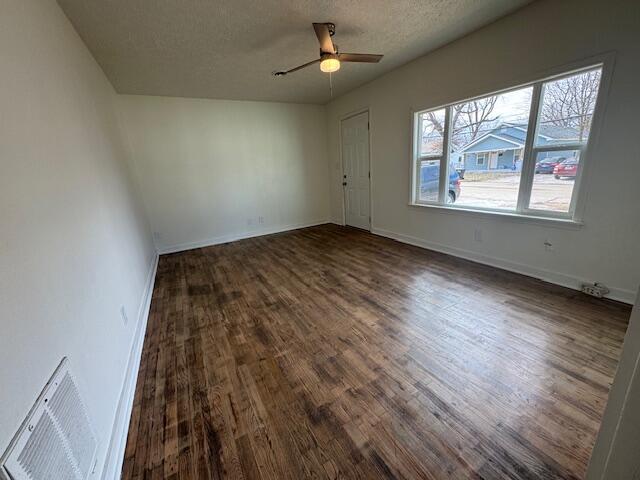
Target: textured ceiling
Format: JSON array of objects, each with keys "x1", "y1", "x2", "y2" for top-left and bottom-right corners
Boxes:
[{"x1": 57, "y1": 0, "x2": 533, "y2": 104}]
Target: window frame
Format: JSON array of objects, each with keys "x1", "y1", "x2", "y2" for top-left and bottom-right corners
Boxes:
[
  {"x1": 476, "y1": 153, "x2": 487, "y2": 166},
  {"x1": 414, "y1": 107, "x2": 450, "y2": 204},
  {"x1": 410, "y1": 60, "x2": 610, "y2": 223}
]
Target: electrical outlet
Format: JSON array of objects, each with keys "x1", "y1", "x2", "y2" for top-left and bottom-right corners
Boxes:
[
  {"x1": 581, "y1": 283, "x2": 609, "y2": 298},
  {"x1": 120, "y1": 305, "x2": 128, "y2": 326},
  {"x1": 258, "y1": 216, "x2": 265, "y2": 224},
  {"x1": 473, "y1": 228, "x2": 483, "y2": 242}
]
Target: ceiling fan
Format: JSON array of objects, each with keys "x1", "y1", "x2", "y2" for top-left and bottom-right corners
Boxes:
[{"x1": 273, "y1": 23, "x2": 383, "y2": 76}]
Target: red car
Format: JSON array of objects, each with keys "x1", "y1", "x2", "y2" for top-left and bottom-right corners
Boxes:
[{"x1": 554, "y1": 158, "x2": 579, "y2": 179}]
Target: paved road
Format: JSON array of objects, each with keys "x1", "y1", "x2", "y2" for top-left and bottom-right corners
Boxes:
[{"x1": 456, "y1": 173, "x2": 574, "y2": 212}]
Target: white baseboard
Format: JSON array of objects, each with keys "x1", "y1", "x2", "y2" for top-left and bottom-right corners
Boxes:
[
  {"x1": 100, "y1": 253, "x2": 159, "y2": 480},
  {"x1": 372, "y1": 227, "x2": 635, "y2": 305},
  {"x1": 157, "y1": 219, "x2": 330, "y2": 255}
]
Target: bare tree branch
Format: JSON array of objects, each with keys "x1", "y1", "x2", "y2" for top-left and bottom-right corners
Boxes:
[
  {"x1": 540, "y1": 70, "x2": 601, "y2": 141},
  {"x1": 421, "y1": 97, "x2": 500, "y2": 155}
]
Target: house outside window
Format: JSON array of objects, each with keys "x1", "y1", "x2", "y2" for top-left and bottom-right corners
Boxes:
[{"x1": 412, "y1": 64, "x2": 605, "y2": 219}]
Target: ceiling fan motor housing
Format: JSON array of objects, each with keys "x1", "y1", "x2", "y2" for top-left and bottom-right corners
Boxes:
[{"x1": 321, "y1": 49, "x2": 338, "y2": 59}]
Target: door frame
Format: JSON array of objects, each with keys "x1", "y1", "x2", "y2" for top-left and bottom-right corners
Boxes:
[{"x1": 338, "y1": 107, "x2": 372, "y2": 231}]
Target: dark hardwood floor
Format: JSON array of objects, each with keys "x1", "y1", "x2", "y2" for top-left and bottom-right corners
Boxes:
[{"x1": 122, "y1": 224, "x2": 630, "y2": 480}]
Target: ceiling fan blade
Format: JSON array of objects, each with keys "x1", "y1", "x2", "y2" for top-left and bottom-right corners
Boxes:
[
  {"x1": 338, "y1": 53, "x2": 383, "y2": 63},
  {"x1": 313, "y1": 23, "x2": 336, "y2": 54},
  {"x1": 273, "y1": 58, "x2": 320, "y2": 76}
]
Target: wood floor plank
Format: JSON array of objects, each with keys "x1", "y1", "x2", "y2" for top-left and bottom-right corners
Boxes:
[{"x1": 122, "y1": 224, "x2": 630, "y2": 479}]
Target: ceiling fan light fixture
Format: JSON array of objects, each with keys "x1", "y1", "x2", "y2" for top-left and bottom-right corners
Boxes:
[{"x1": 320, "y1": 55, "x2": 340, "y2": 73}]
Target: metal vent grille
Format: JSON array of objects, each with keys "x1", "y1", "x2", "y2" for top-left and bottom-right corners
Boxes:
[
  {"x1": 1, "y1": 358, "x2": 98, "y2": 480},
  {"x1": 16, "y1": 412, "x2": 77, "y2": 480},
  {"x1": 48, "y1": 372, "x2": 96, "y2": 479}
]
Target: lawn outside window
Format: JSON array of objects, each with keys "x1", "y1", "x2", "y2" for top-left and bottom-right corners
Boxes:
[{"x1": 411, "y1": 63, "x2": 606, "y2": 221}]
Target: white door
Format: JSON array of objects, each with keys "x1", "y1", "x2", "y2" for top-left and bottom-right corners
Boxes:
[
  {"x1": 488, "y1": 151, "x2": 499, "y2": 169},
  {"x1": 341, "y1": 112, "x2": 370, "y2": 230}
]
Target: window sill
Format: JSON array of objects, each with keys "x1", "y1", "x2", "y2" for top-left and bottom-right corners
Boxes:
[{"x1": 408, "y1": 202, "x2": 584, "y2": 229}]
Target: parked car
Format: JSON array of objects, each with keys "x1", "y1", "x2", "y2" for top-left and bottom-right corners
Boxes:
[
  {"x1": 553, "y1": 158, "x2": 579, "y2": 179},
  {"x1": 420, "y1": 163, "x2": 461, "y2": 203},
  {"x1": 535, "y1": 156, "x2": 565, "y2": 174}
]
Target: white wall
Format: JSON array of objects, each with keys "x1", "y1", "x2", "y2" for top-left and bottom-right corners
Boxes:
[
  {"x1": 118, "y1": 96, "x2": 331, "y2": 253},
  {"x1": 326, "y1": 0, "x2": 640, "y2": 303},
  {"x1": 0, "y1": 0, "x2": 156, "y2": 477}
]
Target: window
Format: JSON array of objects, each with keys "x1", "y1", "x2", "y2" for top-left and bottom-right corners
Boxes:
[
  {"x1": 528, "y1": 68, "x2": 602, "y2": 213},
  {"x1": 416, "y1": 108, "x2": 446, "y2": 203},
  {"x1": 514, "y1": 149, "x2": 522, "y2": 163},
  {"x1": 412, "y1": 65, "x2": 604, "y2": 220}
]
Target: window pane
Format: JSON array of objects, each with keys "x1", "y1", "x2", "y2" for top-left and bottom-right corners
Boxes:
[
  {"x1": 419, "y1": 108, "x2": 446, "y2": 156},
  {"x1": 418, "y1": 159, "x2": 441, "y2": 202},
  {"x1": 536, "y1": 68, "x2": 602, "y2": 146},
  {"x1": 529, "y1": 151, "x2": 581, "y2": 212},
  {"x1": 450, "y1": 86, "x2": 533, "y2": 210}
]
